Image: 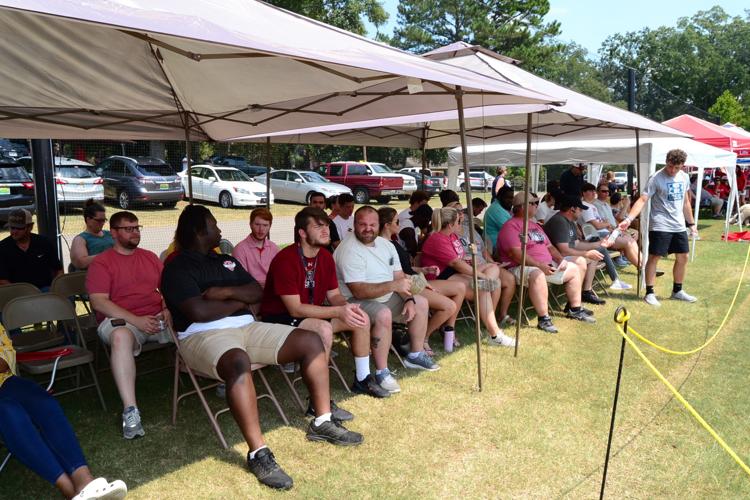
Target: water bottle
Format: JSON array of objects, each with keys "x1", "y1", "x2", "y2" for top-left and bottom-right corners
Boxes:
[
  {"x1": 156, "y1": 316, "x2": 171, "y2": 344},
  {"x1": 606, "y1": 228, "x2": 621, "y2": 246},
  {"x1": 443, "y1": 328, "x2": 455, "y2": 353}
]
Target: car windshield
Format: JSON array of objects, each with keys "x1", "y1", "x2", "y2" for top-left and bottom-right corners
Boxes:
[
  {"x1": 136, "y1": 164, "x2": 175, "y2": 176},
  {"x1": 0, "y1": 165, "x2": 31, "y2": 181},
  {"x1": 216, "y1": 169, "x2": 251, "y2": 182},
  {"x1": 369, "y1": 163, "x2": 393, "y2": 173},
  {"x1": 57, "y1": 167, "x2": 96, "y2": 178},
  {"x1": 299, "y1": 172, "x2": 328, "y2": 183}
]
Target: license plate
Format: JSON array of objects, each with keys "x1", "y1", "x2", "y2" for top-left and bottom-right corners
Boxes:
[
  {"x1": 159, "y1": 183, "x2": 169, "y2": 190},
  {"x1": 0, "y1": 187, "x2": 9, "y2": 195}
]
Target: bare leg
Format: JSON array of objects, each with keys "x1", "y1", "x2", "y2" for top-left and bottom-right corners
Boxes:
[
  {"x1": 330, "y1": 317, "x2": 370, "y2": 358},
  {"x1": 277, "y1": 328, "x2": 330, "y2": 418},
  {"x1": 526, "y1": 269, "x2": 549, "y2": 316},
  {"x1": 645, "y1": 254, "x2": 661, "y2": 287},
  {"x1": 216, "y1": 349, "x2": 264, "y2": 451},
  {"x1": 420, "y1": 288, "x2": 457, "y2": 338},
  {"x1": 370, "y1": 308, "x2": 392, "y2": 371},
  {"x1": 496, "y1": 266, "x2": 515, "y2": 318},
  {"x1": 583, "y1": 261, "x2": 597, "y2": 290},
  {"x1": 562, "y1": 265, "x2": 583, "y2": 307},
  {"x1": 298, "y1": 318, "x2": 333, "y2": 361},
  {"x1": 406, "y1": 295, "x2": 429, "y2": 352},
  {"x1": 109, "y1": 328, "x2": 137, "y2": 409},
  {"x1": 54, "y1": 473, "x2": 76, "y2": 499},
  {"x1": 673, "y1": 252, "x2": 688, "y2": 283},
  {"x1": 69, "y1": 466, "x2": 95, "y2": 497}
]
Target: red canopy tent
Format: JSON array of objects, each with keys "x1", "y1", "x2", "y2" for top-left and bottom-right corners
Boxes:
[{"x1": 664, "y1": 114, "x2": 750, "y2": 158}]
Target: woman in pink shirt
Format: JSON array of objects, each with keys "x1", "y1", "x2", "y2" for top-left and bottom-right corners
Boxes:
[
  {"x1": 232, "y1": 208, "x2": 279, "y2": 287},
  {"x1": 421, "y1": 207, "x2": 516, "y2": 348}
]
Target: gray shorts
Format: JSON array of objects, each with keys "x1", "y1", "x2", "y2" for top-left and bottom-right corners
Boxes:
[
  {"x1": 97, "y1": 318, "x2": 166, "y2": 356},
  {"x1": 349, "y1": 293, "x2": 407, "y2": 324}
]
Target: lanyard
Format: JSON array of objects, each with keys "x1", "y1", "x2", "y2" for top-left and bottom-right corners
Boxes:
[{"x1": 297, "y1": 244, "x2": 318, "y2": 304}]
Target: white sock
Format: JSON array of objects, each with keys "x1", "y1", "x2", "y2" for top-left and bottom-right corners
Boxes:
[
  {"x1": 249, "y1": 445, "x2": 268, "y2": 459},
  {"x1": 407, "y1": 352, "x2": 421, "y2": 359},
  {"x1": 354, "y1": 356, "x2": 370, "y2": 382},
  {"x1": 314, "y1": 412, "x2": 332, "y2": 426},
  {"x1": 375, "y1": 368, "x2": 386, "y2": 376}
]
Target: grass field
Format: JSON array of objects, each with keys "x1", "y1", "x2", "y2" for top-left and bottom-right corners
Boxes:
[{"x1": 3, "y1": 216, "x2": 750, "y2": 499}]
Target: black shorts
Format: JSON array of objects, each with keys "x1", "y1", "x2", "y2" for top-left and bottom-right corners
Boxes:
[
  {"x1": 259, "y1": 313, "x2": 304, "y2": 327},
  {"x1": 648, "y1": 230, "x2": 689, "y2": 256},
  {"x1": 436, "y1": 267, "x2": 457, "y2": 280}
]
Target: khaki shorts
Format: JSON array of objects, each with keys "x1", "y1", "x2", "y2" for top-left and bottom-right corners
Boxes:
[
  {"x1": 97, "y1": 318, "x2": 164, "y2": 356},
  {"x1": 350, "y1": 293, "x2": 407, "y2": 324},
  {"x1": 510, "y1": 265, "x2": 566, "y2": 286},
  {"x1": 178, "y1": 322, "x2": 296, "y2": 381}
]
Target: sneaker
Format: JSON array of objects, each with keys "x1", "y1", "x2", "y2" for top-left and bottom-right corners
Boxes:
[
  {"x1": 644, "y1": 293, "x2": 661, "y2": 307},
  {"x1": 215, "y1": 383, "x2": 226, "y2": 399},
  {"x1": 537, "y1": 317, "x2": 558, "y2": 334},
  {"x1": 403, "y1": 351, "x2": 440, "y2": 371},
  {"x1": 670, "y1": 290, "x2": 697, "y2": 303},
  {"x1": 375, "y1": 368, "x2": 401, "y2": 393},
  {"x1": 72, "y1": 477, "x2": 127, "y2": 500},
  {"x1": 306, "y1": 419, "x2": 363, "y2": 446},
  {"x1": 500, "y1": 315, "x2": 517, "y2": 328},
  {"x1": 566, "y1": 309, "x2": 597, "y2": 323},
  {"x1": 487, "y1": 333, "x2": 516, "y2": 347},
  {"x1": 281, "y1": 362, "x2": 297, "y2": 374},
  {"x1": 614, "y1": 256, "x2": 629, "y2": 267},
  {"x1": 609, "y1": 279, "x2": 633, "y2": 290},
  {"x1": 564, "y1": 303, "x2": 593, "y2": 316},
  {"x1": 581, "y1": 290, "x2": 606, "y2": 305},
  {"x1": 351, "y1": 374, "x2": 391, "y2": 398},
  {"x1": 122, "y1": 407, "x2": 145, "y2": 440},
  {"x1": 247, "y1": 448, "x2": 293, "y2": 490},
  {"x1": 305, "y1": 400, "x2": 354, "y2": 422}
]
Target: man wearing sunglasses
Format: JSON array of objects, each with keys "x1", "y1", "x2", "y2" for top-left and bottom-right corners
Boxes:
[{"x1": 87, "y1": 211, "x2": 171, "y2": 440}]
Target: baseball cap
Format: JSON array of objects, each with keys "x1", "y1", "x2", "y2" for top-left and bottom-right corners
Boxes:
[
  {"x1": 512, "y1": 192, "x2": 539, "y2": 206},
  {"x1": 8, "y1": 209, "x2": 32, "y2": 229}
]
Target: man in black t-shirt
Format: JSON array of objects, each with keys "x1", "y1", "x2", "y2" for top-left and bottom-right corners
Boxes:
[
  {"x1": 161, "y1": 205, "x2": 362, "y2": 491},
  {"x1": 559, "y1": 163, "x2": 587, "y2": 198},
  {"x1": 0, "y1": 209, "x2": 62, "y2": 290}
]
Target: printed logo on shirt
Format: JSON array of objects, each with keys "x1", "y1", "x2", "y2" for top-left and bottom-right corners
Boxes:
[
  {"x1": 667, "y1": 182, "x2": 685, "y2": 202},
  {"x1": 222, "y1": 260, "x2": 236, "y2": 271},
  {"x1": 529, "y1": 229, "x2": 545, "y2": 243}
]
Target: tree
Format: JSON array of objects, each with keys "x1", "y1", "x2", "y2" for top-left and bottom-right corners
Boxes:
[
  {"x1": 267, "y1": 0, "x2": 387, "y2": 35},
  {"x1": 709, "y1": 90, "x2": 748, "y2": 128},
  {"x1": 536, "y1": 42, "x2": 614, "y2": 104}
]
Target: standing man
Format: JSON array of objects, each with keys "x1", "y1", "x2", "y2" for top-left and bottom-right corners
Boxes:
[
  {"x1": 0, "y1": 209, "x2": 62, "y2": 289},
  {"x1": 86, "y1": 211, "x2": 170, "y2": 440},
  {"x1": 233, "y1": 208, "x2": 279, "y2": 288},
  {"x1": 559, "y1": 163, "x2": 587, "y2": 198},
  {"x1": 619, "y1": 149, "x2": 698, "y2": 306},
  {"x1": 308, "y1": 191, "x2": 340, "y2": 252},
  {"x1": 332, "y1": 193, "x2": 355, "y2": 240}
]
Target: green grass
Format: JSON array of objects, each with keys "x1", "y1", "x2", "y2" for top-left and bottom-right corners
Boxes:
[{"x1": 4, "y1": 215, "x2": 750, "y2": 499}]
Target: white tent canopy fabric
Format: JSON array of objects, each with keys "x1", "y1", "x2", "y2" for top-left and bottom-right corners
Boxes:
[{"x1": 0, "y1": 1, "x2": 558, "y2": 140}]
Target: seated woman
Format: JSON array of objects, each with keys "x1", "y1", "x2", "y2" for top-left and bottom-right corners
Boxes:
[
  {"x1": 69, "y1": 200, "x2": 113, "y2": 271},
  {"x1": 0, "y1": 326, "x2": 127, "y2": 499},
  {"x1": 378, "y1": 207, "x2": 466, "y2": 354},
  {"x1": 420, "y1": 207, "x2": 516, "y2": 348},
  {"x1": 535, "y1": 191, "x2": 558, "y2": 224}
]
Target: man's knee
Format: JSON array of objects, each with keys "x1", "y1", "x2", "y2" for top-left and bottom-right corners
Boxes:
[
  {"x1": 291, "y1": 327, "x2": 325, "y2": 353},
  {"x1": 217, "y1": 348, "x2": 252, "y2": 380},
  {"x1": 110, "y1": 328, "x2": 135, "y2": 353},
  {"x1": 675, "y1": 252, "x2": 688, "y2": 263},
  {"x1": 414, "y1": 295, "x2": 428, "y2": 311},
  {"x1": 374, "y1": 307, "x2": 392, "y2": 327}
]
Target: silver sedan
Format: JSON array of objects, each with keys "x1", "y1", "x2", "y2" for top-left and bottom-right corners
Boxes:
[{"x1": 255, "y1": 169, "x2": 351, "y2": 204}]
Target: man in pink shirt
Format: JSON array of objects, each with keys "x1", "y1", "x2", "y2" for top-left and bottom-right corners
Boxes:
[
  {"x1": 86, "y1": 211, "x2": 171, "y2": 440},
  {"x1": 497, "y1": 193, "x2": 594, "y2": 333},
  {"x1": 233, "y1": 208, "x2": 280, "y2": 287}
]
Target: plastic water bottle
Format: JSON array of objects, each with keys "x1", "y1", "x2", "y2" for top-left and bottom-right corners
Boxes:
[
  {"x1": 606, "y1": 228, "x2": 621, "y2": 246},
  {"x1": 443, "y1": 328, "x2": 455, "y2": 353}
]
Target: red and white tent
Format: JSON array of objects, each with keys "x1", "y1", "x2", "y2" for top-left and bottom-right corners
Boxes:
[{"x1": 664, "y1": 115, "x2": 750, "y2": 158}]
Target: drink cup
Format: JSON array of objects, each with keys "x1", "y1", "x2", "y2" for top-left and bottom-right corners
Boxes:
[{"x1": 444, "y1": 329, "x2": 455, "y2": 353}]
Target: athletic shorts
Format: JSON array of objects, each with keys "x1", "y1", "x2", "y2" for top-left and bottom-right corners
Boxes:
[
  {"x1": 648, "y1": 230, "x2": 689, "y2": 256},
  {"x1": 97, "y1": 318, "x2": 164, "y2": 356},
  {"x1": 349, "y1": 293, "x2": 408, "y2": 324}
]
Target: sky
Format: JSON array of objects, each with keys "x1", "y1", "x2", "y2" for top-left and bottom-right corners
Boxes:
[{"x1": 367, "y1": 1, "x2": 748, "y2": 57}]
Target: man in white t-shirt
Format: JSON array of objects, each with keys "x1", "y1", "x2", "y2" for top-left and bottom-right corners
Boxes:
[
  {"x1": 397, "y1": 190, "x2": 429, "y2": 227},
  {"x1": 619, "y1": 149, "x2": 698, "y2": 306},
  {"x1": 579, "y1": 182, "x2": 612, "y2": 238},
  {"x1": 332, "y1": 193, "x2": 355, "y2": 240},
  {"x1": 334, "y1": 206, "x2": 438, "y2": 376}
]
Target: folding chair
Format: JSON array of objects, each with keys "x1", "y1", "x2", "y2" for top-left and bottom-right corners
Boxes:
[
  {"x1": 0, "y1": 283, "x2": 64, "y2": 352},
  {"x1": 169, "y1": 328, "x2": 290, "y2": 449},
  {"x1": 2, "y1": 294, "x2": 106, "y2": 410},
  {"x1": 50, "y1": 272, "x2": 99, "y2": 349}
]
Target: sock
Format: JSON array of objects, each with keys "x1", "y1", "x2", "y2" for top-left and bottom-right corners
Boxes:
[
  {"x1": 570, "y1": 306, "x2": 582, "y2": 313},
  {"x1": 407, "y1": 352, "x2": 421, "y2": 359},
  {"x1": 646, "y1": 285, "x2": 655, "y2": 295},
  {"x1": 375, "y1": 368, "x2": 387, "y2": 376},
  {"x1": 539, "y1": 315, "x2": 551, "y2": 322},
  {"x1": 313, "y1": 412, "x2": 332, "y2": 426},
  {"x1": 673, "y1": 283, "x2": 683, "y2": 294},
  {"x1": 354, "y1": 356, "x2": 370, "y2": 382},
  {"x1": 248, "y1": 445, "x2": 268, "y2": 459},
  {"x1": 123, "y1": 405, "x2": 137, "y2": 414}
]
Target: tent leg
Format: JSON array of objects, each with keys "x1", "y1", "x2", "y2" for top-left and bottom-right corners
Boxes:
[
  {"x1": 265, "y1": 137, "x2": 272, "y2": 208},
  {"x1": 514, "y1": 113, "x2": 533, "y2": 357},
  {"x1": 634, "y1": 129, "x2": 642, "y2": 296},
  {"x1": 184, "y1": 112, "x2": 193, "y2": 203}
]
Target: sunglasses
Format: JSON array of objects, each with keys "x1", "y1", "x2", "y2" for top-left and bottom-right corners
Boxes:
[
  {"x1": 529, "y1": 201, "x2": 540, "y2": 206},
  {"x1": 598, "y1": 190, "x2": 609, "y2": 193},
  {"x1": 89, "y1": 217, "x2": 108, "y2": 223}
]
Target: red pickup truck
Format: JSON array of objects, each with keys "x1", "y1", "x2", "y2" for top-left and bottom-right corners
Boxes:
[{"x1": 318, "y1": 162, "x2": 403, "y2": 204}]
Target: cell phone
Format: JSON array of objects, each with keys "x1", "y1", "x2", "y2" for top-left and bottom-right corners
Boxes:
[{"x1": 111, "y1": 318, "x2": 126, "y2": 327}]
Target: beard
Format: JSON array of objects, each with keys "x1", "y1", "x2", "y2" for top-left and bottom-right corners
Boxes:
[
  {"x1": 306, "y1": 233, "x2": 330, "y2": 248},
  {"x1": 355, "y1": 230, "x2": 376, "y2": 244},
  {"x1": 121, "y1": 236, "x2": 140, "y2": 250}
]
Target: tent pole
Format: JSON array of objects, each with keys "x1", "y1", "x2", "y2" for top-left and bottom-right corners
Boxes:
[
  {"x1": 692, "y1": 166, "x2": 704, "y2": 261},
  {"x1": 363, "y1": 145, "x2": 368, "y2": 162},
  {"x1": 514, "y1": 113, "x2": 533, "y2": 357},
  {"x1": 420, "y1": 127, "x2": 428, "y2": 191},
  {"x1": 634, "y1": 129, "x2": 642, "y2": 296},
  {"x1": 264, "y1": 137, "x2": 272, "y2": 208},
  {"x1": 184, "y1": 112, "x2": 193, "y2": 204},
  {"x1": 455, "y1": 86, "x2": 483, "y2": 392}
]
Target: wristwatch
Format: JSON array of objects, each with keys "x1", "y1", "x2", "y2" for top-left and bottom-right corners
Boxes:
[
  {"x1": 405, "y1": 297, "x2": 416, "y2": 304},
  {"x1": 687, "y1": 222, "x2": 695, "y2": 227}
]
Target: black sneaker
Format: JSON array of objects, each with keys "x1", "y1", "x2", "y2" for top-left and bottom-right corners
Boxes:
[
  {"x1": 537, "y1": 317, "x2": 558, "y2": 334},
  {"x1": 581, "y1": 291, "x2": 606, "y2": 305},
  {"x1": 563, "y1": 303, "x2": 593, "y2": 316},
  {"x1": 247, "y1": 447, "x2": 293, "y2": 490},
  {"x1": 305, "y1": 399, "x2": 354, "y2": 422},
  {"x1": 306, "y1": 419, "x2": 364, "y2": 446},
  {"x1": 351, "y1": 374, "x2": 390, "y2": 398},
  {"x1": 566, "y1": 309, "x2": 597, "y2": 323}
]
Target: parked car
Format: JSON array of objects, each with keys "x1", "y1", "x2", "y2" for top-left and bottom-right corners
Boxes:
[
  {"x1": 255, "y1": 169, "x2": 350, "y2": 205},
  {"x1": 0, "y1": 139, "x2": 28, "y2": 159},
  {"x1": 362, "y1": 162, "x2": 416, "y2": 200},
  {"x1": 398, "y1": 166, "x2": 434, "y2": 176},
  {"x1": 96, "y1": 155, "x2": 182, "y2": 209},
  {"x1": 399, "y1": 171, "x2": 442, "y2": 195},
  {"x1": 317, "y1": 161, "x2": 403, "y2": 204},
  {"x1": 180, "y1": 165, "x2": 272, "y2": 208},
  {"x1": 613, "y1": 171, "x2": 628, "y2": 191},
  {"x1": 235, "y1": 164, "x2": 271, "y2": 179},
  {"x1": 18, "y1": 156, "x2": 103, "y2": 207},
  {"x1": 0, "y1": 159, "x2": 35, "y2": 224},
  {"x1": 458, "y1": 171, "x2": 493, "y2": 191}
]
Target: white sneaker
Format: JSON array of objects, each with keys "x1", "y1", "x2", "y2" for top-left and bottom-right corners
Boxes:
[
  {"x1": 609, "y1": 279, "x2": 633, "y2": 290},
  {"x1": 487, "y1": 333, "x2": 516, "y2": 348},
  {"x1": 73, "y1": 478, "x2": 127, "y2": 500},
  {"x1": 644, "y1": 293, "x2": 661, "y2": 307},
  {"x1": 671, "y1": 290, "x2": 697, "y2": 302},
  {"x1": 375, "y1": 369, "x2": 401, "y2": 393}
]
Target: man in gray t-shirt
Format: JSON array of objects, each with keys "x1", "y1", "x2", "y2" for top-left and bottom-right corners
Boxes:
[{"x1": 619, "y1": 149, "x2": 699, "y2": 307}]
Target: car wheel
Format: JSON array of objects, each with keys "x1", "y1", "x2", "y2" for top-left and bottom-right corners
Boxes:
[
  {"x1": 219, "y1": 191, "x2": 233, "y2": 209},
  {"x1": 377, "y1": 195, "x2": 391, "y2": 204},
  {"x1": 353, "y1": 188, "x2": 369, "y2": 204},
  {"x1": 398, "y1": 195, "x2": 409, "y2": 200},
  {"x1": 305, "y1": 191, "x2": 316, "y2": 205},
  {"x1": 118, "y1": 191, "x2": 130, "y2": 210},
  {"x1": 162, "y1": 201, "x2": 177, "y2": 208}
]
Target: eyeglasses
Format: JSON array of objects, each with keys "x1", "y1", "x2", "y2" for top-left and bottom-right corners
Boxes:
[
  {"x1": 112, "y1": 225, "x2": 142, "y2": 233},
  {"x1": 529, "y1": 201, "x2": 540, "y2": 206},
  {"x1": 89, "y1": 217, "x2": 107, "y2": 223}
]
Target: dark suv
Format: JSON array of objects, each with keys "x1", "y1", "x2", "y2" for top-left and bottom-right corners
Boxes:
[
  {"x1": 0, "y1": 160, "x2": 35, "y2": 224},
  {"x1": 96, "y1": 156, "x2": 182, "y2": 209}
]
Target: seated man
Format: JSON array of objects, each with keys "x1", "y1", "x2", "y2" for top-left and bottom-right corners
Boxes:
[
  {"x1": 161, "y1": 205, "x2": 362, "y2": 491},
  {"x1": 332, "y1": 193, "x2": 355, "y2": 240},
  {"x1": 579, "y1": 182, "x2": 613, "y2": 238},
  {"x1": 233, "y1": 208, "x2": 279, "y2": 287},
  {"x1": 86, "y1": 211, "x2": 171, "y2": 440},
  {"x1": 334, "y1": 206, "x2": 438, "y2": 373},
  {"x1": 484, "y1": 185, "x2": 514, "y2": 255},
  {"x1": 0, "y1": 209, "x2": 62, "y2": 290},
  {"x1": 262, "y1": 207, "x2": 392, "y2": 398},
  {"x1": 397, "y1": 190, "x2": 430, "y2": 228},
  {"x1": 497, "y1": 193, "x2": 595, "y2": 333},
  {"x1": 544, "y1": 196, "x2": 628, "y2": 299},
  {"x1": 592, "y1": 182, "x2": 641, "y2": 268},
  {"x1": 308, "y1": 191, "x2": 340, "y2": 253}
]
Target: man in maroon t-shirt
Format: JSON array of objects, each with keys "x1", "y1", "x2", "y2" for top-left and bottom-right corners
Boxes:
[
  {"x1": 261, "y1": 207, "x2": 392, "y2": 399},
  {"x1": 87, "y1": 211, "x2": 171, "y2": 440}
]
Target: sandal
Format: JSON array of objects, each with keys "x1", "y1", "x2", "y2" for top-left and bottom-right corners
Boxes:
[
  {"x1": 73, "y1": 478, "x2": 128, "y2": 500},
  {"x1": 423, "y1": 341, "x2": 435, "y2": 357},
  {"x1": 500, "y1": 315, "x2": 516, "y2": 328}
]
